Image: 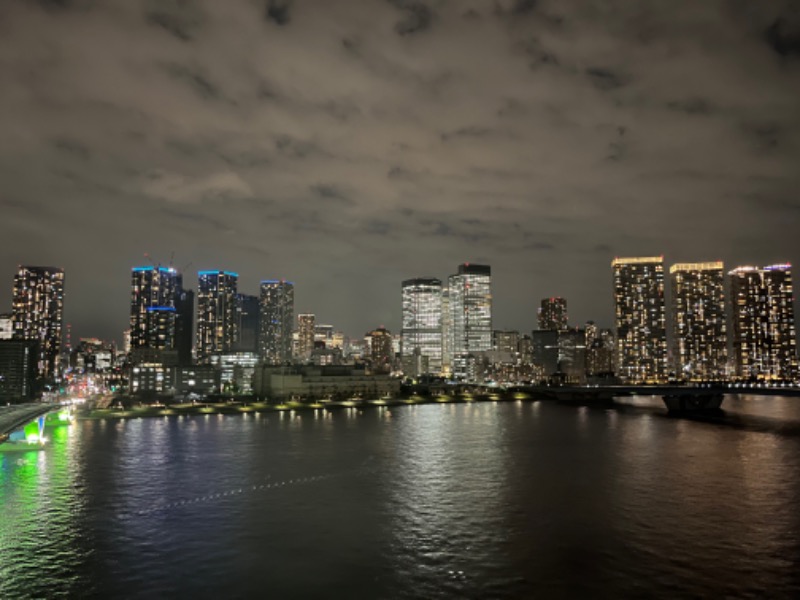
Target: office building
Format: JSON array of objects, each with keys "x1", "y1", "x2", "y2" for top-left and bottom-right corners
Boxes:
[
  {"x1": 729, "y1": 264, "x2": 797, "y2": 380},
  {"x1": 259, "y1": 280, "x2": 294, "y2": 364},
  {"x1": 538, "y1": 297, "x2": 568, "y2": 331},
  {"x1": 12, "y1": 265, "x2": 65, "y2": 379},
  {"x1": 401, "y1": 277, "x2": 443, "y2": 374},
  {"x1": 670, "y1": 262, "x2": 727, "y2": 381},
  {"x1": 612, "y1": 256, "x2": 667, "y2": 383},
  {"x1": 449, "y1": 263, "x2": 492, "y2": 356}
]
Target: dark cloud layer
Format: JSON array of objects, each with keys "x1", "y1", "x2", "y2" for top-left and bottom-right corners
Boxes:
[{"x1": 1, "y1": 0, "x2": 799, "y2": 342}]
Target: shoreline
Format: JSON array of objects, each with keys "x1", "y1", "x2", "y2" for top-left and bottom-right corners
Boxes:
[{"x1": 78, "y1": 392, "x2": 531, "y2": 421}]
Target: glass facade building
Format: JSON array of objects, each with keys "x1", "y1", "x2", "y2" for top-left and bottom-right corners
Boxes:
[
  {"x1": 612, "y1": 256, "x2": 667, "y2": 383},
  {"x1": 670, "y1": 262, "x2": 727, "y2": 381},
  {"x1": 12, "y1": 266, "x2": 64, "y2": 380},
  {"x1": 401, "y1": 277, "x2": 443, "y2": 374},
  {"x1": 196, "y1": 271, "x2": 239, "y2": 363},
  {"x1": 449, "y1": 263, "x2": 492, "y2": 357},
  {"x1": 729, "y1": 264, "x2": 797, "y2": 380},
  {"x1": 259, "y1": 280, "x2": 294, "y2": 364}
]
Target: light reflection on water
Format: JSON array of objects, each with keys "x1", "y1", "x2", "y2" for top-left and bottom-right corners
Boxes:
[{"x1": 1, "y1": 395, "x2": 799, "y2": 598}]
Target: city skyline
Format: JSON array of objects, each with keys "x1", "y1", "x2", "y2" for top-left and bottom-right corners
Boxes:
[
  {"x1": 1, "y1": 1, "x2": 798, "y2": 343},
  {"x1": 2, "y1": 255, "x2": 798, "y2": 349}
]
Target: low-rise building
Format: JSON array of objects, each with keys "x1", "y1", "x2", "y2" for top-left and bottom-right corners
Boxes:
[{"x1": 253, "y1": 365, "x2": 399, "y2": 401}]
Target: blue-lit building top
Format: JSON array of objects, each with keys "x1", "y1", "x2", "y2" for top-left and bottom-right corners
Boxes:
[{"x1": 130, "y1": 265, "x2": 182, "y2": 352}]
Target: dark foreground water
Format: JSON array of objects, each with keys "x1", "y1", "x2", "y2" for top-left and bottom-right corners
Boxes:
[{"x1": 2, "y1": 395, "x2": 800, "y2": 599}]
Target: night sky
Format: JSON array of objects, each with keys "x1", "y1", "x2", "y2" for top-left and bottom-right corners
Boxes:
[{"x1": 1, "y1": 0, "x2": 799, "y2": 344}]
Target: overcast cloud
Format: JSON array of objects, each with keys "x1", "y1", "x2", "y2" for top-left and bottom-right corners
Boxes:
[{"x1": 1, "y1": 0, "x2": 799, "y2": 342}]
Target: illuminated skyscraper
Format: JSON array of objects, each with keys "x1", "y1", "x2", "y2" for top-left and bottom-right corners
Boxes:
[
  {"x1": 130, "y1": 266, "x2": 181, "y2": 354},
  {"x1": 401, "y1": 278, "x2": 443, "y2": 374},
  {"x1": 729, "y1": 264, "x2": 797, "y2": 380},
  {"x1": 538, "y1": 297, "x2": 568, "y2": 330},
  {"x1": 297, "y1": 313, "x2": 316, "y2": 362},
  {"x1": 12, "y1": 266, "x2": 65, "y2": 379},
  {"x1": 449, "y1": 263, "x2": 492, "y2": 356},
  {"x1": 196, "y1": 271, "x2": 238, "y2": 363},
  {"x1": 612, "y1": 256, "x2": 667, "y2": 383},
  {"x1": 259, "y1": 280, "x2": 294, "y2": 364},
  {"x1": 669, "y1": 262, "x2": 727, "y2": 380}
]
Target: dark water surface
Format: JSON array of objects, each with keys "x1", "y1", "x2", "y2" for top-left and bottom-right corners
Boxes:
[{"x1": 2, "y1": 395, "x2": 800, "y2": 599}]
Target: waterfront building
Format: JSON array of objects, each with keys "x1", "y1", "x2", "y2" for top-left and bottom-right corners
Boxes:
[
  {"x1": 670, "y1": 262, "x2": 727, "y2": 381},
  {"x1": 196, "y1": 271, "x2": 238, "y2": 363},
  {"x1": 174, "y1": 365, "x2": 221, "y2": 397},
  {"x1": 297, "y1": 313, "x2": 316, "y2": 362},
  {"x1": 449, "y1": 263, "x2": 492, "y2": 358},
  {"x1": 401, "y1": 277, "x2": 443, "y2": 374},
  {"x1": 12, "y1": 265, "x2": 65, "y2": 379},
  {"x1": 234, "y1": 293, "x2": 260, "y2": 353},
  {"x1": 210, "y1": 351, "x2": 259, "y2": 393},
  {"x1": 253, "y1": 365, "x2": 400, "y2": 401},
  {"x1": 129, "y1": 362, "x2": 168, "y2": 395},
  {"x1": 612, "y1": 256, "x2": 667, "y2": 383},
  {"x1": 259, "y1": 280, "x2": 294, "y2": 364},
  {"x1": 538, "y1": 297, "x2": 568, "y2": 331},
  {"x1": 729, "y1": 264, "x2": 797, "y2": 380},
  {"x1": 129, "y1": 265, "x2": 181, "y2": 357}
]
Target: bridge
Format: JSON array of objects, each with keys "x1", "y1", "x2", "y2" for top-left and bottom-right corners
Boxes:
[
  {"x1": 0, "y1": 403, "x2": 60, "y2": 444},
  {"x1": 513, "y1": 384, "x2": 800, "y2": 411}
]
